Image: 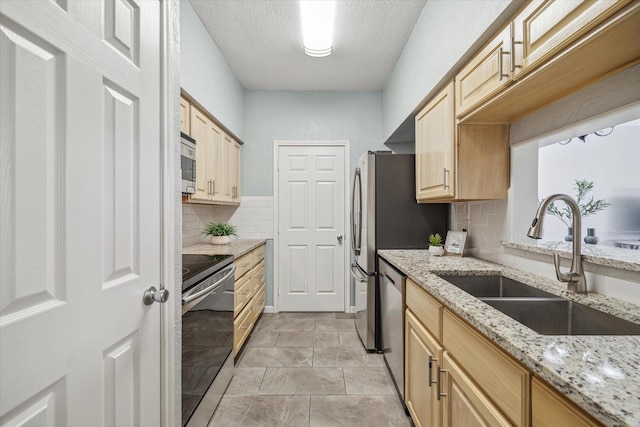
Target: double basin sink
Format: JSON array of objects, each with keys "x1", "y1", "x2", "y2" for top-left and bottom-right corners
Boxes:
[{"x1": 438, "y1": 274, "x2": 640, "y2": 336}]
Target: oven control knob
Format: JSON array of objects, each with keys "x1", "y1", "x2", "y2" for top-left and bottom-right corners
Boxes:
[{"x1": 143, "y1": 286, "x2": 170, "y2": 305}]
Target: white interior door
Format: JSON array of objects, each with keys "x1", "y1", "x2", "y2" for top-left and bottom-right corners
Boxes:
[
  {"x1": 0, "y1": 1, "x2": 164, "y2": 425},
  {"x1": 277, "y1": 144, "x2": 347, "y2": 312}
]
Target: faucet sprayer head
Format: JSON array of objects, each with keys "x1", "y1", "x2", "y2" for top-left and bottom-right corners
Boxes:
[{"x1": 527, "y1": 216, "x2": 544, "y2": 239}]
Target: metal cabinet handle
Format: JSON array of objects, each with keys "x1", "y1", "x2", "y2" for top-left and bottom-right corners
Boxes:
[
  {"x1": 443, "y1": 168, "x2": 450, "y2": 189},
  {"x1": 436, "y1": 365, "x2": 448, "y2": 401},
  {"x1": 428, "y1": 355, "x2": 439, "y2": 387},
  {"x1": 511, "y1": 37, "x2": 522, "y2": 72},
  {"x1": 498, "y1": 47, "x2": 510, "y2": 81},
  {"x1": 212, "y1": 179, "x2": 216, "y2": 195}
]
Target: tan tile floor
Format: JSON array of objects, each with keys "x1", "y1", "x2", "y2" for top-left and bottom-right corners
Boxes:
[{"x1": 204, "y1": 313, "x2": 413, "y2": 427}]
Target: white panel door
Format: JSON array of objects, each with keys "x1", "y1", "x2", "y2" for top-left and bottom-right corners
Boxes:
[
  {"x1": 278, "y1": 145, "x2": 346, "y2": 311},
  {"x1": 0, "y1": 1, "x2": 163, "y2": 426}
]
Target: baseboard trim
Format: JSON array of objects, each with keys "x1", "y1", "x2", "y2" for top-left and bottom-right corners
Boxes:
[{"x1": 263, "y1": 305, "x2": 275, "y2": 313}]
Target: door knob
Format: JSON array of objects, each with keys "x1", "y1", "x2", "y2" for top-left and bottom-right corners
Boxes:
[
  {"x1": 143, "y1": 286, "x2": 169, "y2": 305},
  {"x1": 337, "y1": 235, "x2": 343, "y2": 243}
]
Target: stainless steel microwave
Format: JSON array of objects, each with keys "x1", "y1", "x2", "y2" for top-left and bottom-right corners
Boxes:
[{"x1": 181, "y1": 133, "x2": 196, "y2": 194}]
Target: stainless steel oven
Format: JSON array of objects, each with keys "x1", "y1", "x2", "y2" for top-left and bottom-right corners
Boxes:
[
  {"x1": 181, "y1": 254, "x2": 235, "y2": 426},
  {"x1": 181, "y1": 132, "x2": 196, "y2": 194}
]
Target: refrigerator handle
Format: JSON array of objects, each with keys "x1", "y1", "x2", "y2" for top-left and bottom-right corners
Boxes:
[{"x1": 351, "y1": 168, "x2": 362, "y2": 256}]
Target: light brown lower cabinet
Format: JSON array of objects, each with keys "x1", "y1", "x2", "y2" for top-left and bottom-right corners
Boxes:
[
  {"x1": 405, "y1": 309, "x2": 443, "y2": 427},
  {"x1": 531, "y1": 378, "x2": 602, "y2": 427},
  {"x1": 441, "y1": 351, "x2": 512, "y2": 427},
  {"x1": 233, "y1": 244, "x2": 266, "y2": 356},
  {"x1": 405, "y1": 279, "x2": 603, "y2": 427}
]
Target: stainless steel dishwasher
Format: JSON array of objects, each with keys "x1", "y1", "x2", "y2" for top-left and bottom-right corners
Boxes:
[{"x1": 379, "y1": 257, "x2": 406, "y2": 403}]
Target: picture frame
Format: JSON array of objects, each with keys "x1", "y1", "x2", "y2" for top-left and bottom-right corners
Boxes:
[{"x1": 444, "y1": 231, "x2": 467, "y2": 256}]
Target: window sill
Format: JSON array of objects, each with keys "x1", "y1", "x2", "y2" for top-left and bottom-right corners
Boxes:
[{"x1": 501, "y1": 241, "x2": 640, "y2": 273}]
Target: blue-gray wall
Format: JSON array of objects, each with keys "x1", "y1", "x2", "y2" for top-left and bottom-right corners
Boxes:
[
  {"x1": 180, "y1": 1, "x2": 244, "y2": 138},
  {"x1": 242, "y1": 90, "x2": 386, "y2": 196}
]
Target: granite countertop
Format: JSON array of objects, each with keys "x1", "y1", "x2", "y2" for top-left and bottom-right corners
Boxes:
[
  {"x1": 503, "y1": 240, "x2": 640, "y2": 272},
  {"x1": 378, "y1": 249, "x2": 640, "y2": 427},
  {"x1": 183, "y1": 239, "x2": 266, "y2": 259}
]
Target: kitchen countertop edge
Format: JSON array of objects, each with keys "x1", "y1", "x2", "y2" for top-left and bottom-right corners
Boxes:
[
  {"x1": 378, "y1": 249, "x2": 640, "y2": 427},
  {"x1": 182, "y1": 239, "x2": 266, "y2": 258}
]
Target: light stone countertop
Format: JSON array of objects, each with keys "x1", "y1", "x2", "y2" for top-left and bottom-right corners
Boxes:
[
  {"x1": 182, "y1": 239, "x2": 266, "y2": 259},
  {"x1": 503, "y1": 240, "x2": 640, "y2": 272},
  {"x1": 378, "y1": 249, "x2": 640, "y2": 427}
]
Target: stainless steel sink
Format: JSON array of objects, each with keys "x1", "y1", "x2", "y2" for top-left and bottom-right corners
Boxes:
[
  {"x1": 438, "y1": 274, "x2": 556, "y2": 298},
  {"x1": 438, "y1": 274, "x2": 640, "y2": 335},
  {"x1": 481, "y1": 297, "x2": 640, "y2": 335}
]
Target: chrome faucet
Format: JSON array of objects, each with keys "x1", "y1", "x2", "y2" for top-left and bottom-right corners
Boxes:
[{"x1": 527, "y1": 194, "x2": 587, "y2": 293}]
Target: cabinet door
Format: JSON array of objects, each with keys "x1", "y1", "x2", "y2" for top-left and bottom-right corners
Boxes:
[
  {"x1": 180, "y1": 96, "x2": 190, "y2": 135},
  {"x1": 513, "y1": 0, "x2": 630, "y2": 78},
  {"x1": 442, "y1": 352, "x2": 512, "y2": 427},
  {"x1": 532, "y1": 378, "x2": 602, "y2": 427},
  {"x1": 221, "y1": 134, "x2": 233, "y2": 202},
  {"x1": 455, "y1": 26, "x2": 512, "y2": 117},
  {"x1": 415, "y1": 81, "x2": 455, "y2": 201},
  {"x1": 230, "y1": 139, "x2": 241, "y2": 202},
  {"x1": 209, "y1": 122, "x2": 224, "y2": 201},
  {"x1": 190, "y1": 106, "x2": 212, "y2": 201},
  {"x1": 405, "y1": 309, "x2": 443, "y2": 427}
]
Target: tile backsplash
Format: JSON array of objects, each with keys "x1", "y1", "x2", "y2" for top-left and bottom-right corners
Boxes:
[
  {"x1": 451, "y1": 200, "x2": 508, "y2": 262},
  {"x1": 182, "y1": 196, "x2": 274, "y2": 247}
]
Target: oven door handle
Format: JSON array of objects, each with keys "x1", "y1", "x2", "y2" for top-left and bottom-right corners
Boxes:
[{"x1": 182, "y1": 263, "x2": 236, "y2": 305}]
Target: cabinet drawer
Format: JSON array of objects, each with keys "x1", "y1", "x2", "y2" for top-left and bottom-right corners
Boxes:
[
  {"x1": 252, "y1": 244, "x2": 265, "y2": 265},
  {"x1": 252, "y1": 283, "x2": 266, "y2": 324},
  {"x1": 252, "y1": 260, "x2": 266, "y2": 291},
  {"x1": 233, "y1": 302, "x2": 253, "y2": 356},
  {"x1": 406, "y1": 279, "x2": 442, "y2": 341},
  {"x1": 235, "y1": 252, "x2": 252, "y2": 280},
  {"x1": 443, "y1": 309, "x2": 530, "y2": 427},
  {"x1": 532, "y1": 377, "x2": 602, "y2": 427},
  {"x1": 234, "y1": 272, "x2": 252, "y2": 315}
]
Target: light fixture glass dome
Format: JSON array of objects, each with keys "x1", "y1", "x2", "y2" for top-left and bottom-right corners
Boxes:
[{"x1": 300, "y1": 0, "x2": 335, "y2": 58}]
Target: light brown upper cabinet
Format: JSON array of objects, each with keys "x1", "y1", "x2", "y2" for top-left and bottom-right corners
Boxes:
[
  {"x1": 415, "y1": 82, "x2": 455, "y2": 200},
  {"x1": 455, "y1": 26, "x2": 513, "y2": 118},
  {"x1": 180, "y1": 95, "x2": 190, "y2": 134},
  {"x1": 230, "y1": 138, "x2": 241, "y2": 202},
  {"x1": 190, "y1": 105, "x2": 223, "y2": 203},
  {"x1": 182, "y1": 95, "x2": 242, "y2": 205},
  {"x1": 416, "y1": 82, "x2": 509, "y2": 203},
  {"x1": 513, "y1": 0, "x2": 631, "y2": 79},
  {"x1": 458, "y1": 0, "x2": 640, "y2": 122}
]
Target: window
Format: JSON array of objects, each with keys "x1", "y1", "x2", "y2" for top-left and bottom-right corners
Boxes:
[{"x1": 538, "y1": 118, "x2": 640, "y2": 248}]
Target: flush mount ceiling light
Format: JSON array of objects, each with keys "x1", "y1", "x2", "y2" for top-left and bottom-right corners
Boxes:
[{"x1": 300, "y1": 0, "x2": 335, "y2": 58}]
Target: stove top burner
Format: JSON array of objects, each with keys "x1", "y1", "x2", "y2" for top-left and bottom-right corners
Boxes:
[{"x1": 182, "y1": 254, "x2": 234, "y2": 292}]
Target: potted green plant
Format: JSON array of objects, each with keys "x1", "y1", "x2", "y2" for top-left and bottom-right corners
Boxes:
[
  {"x1": 203, "y1": 222, "x2": 238, "y2": 245},
  {"x1": 428, "y1": 233, "x2": 444, "y2": 256},
  {"x1": 544, "y1": 179, "x2": 610, "y2": 243}
]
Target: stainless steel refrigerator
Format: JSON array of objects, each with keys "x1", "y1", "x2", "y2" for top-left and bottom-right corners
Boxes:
[{"x1": 350, "y1": 151, "x2": 448, "y2": 351}]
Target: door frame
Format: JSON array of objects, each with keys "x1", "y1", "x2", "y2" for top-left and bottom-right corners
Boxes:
[
  {"x1": 273, "y1": 141, "x2": 351, "y2": 313},
  {"x1": 160, "y1": 1, "x2": 178, "y2": 426}
]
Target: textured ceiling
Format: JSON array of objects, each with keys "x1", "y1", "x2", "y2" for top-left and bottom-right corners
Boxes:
[{"x1": 189, "y1": 0, "x2": 427, "y2": 91}]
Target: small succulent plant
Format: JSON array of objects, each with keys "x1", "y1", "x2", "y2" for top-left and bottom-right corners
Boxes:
[
  {"x1": 203, "y1": 222, "x2": 238, "y2": 237},
  {"x1": 428, "y1": 233, "x2": 443, "y2": 247}
]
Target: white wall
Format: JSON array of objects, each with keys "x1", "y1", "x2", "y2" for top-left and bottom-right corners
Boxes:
[
  {"x1": 180, "y1": 1, "x2": 244, "y2": 138},
  {"x1": 382, "y1": 0, "x2": 518, "y2": 141},
  {"x1": 242, "y1": 90, "x2": 385, "y2": 196}
]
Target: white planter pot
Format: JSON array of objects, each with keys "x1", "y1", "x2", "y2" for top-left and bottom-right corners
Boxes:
[
  {"x1": 210, "y1": 235, "x2": 232, "y2": 245},
  {"x1": 429, "y1": 245, "x2": 444, "y2": 256}
]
